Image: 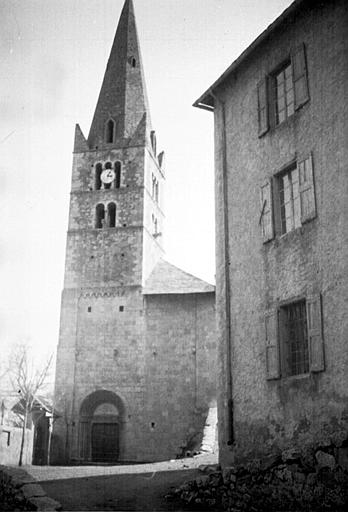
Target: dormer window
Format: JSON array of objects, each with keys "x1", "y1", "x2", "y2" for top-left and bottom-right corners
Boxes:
[{"x1": 105, "y1": 119, "x2": 115, "y2": 143}]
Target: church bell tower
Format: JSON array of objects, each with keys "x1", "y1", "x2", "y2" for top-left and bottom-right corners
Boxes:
[
  {"x1": 52, "y1": 0, "x2": 166, "y2": 463},
  {"x1": 67, "y1": 0, "x2": 165, "y2": 290}
]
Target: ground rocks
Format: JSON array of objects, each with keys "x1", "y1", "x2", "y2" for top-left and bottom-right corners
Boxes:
[
  {"x1": 168, "y1": 440, "x2": 348, "y2": 511},
  {"x1": 315, "y1": 450, "x2": 336, "y2": 470},
  {"x1": 0, "y1": 466, "x2": 61, "y2": 511}
]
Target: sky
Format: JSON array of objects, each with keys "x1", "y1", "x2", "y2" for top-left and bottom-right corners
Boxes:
[{"x1": 0, "y1": 0, "x2": 293, "y2": 363}]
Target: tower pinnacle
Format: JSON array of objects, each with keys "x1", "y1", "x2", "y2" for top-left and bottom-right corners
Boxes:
[{"x1": 88, "y1": 0, "x2": 151, "y2": 149}]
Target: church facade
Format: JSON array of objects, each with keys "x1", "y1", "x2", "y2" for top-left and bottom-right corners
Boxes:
[{"x1": 51, "y1": 0, "x2": 216, "y2": 464}]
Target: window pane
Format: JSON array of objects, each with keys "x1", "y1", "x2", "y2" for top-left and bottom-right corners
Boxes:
[
  {"x1": 278, "y1": 97, "x2": 285, "y2": 111},
  {"x1": 287, "y1": 102, "x2": 295, "y2": 117},
  {"x1": 275, "y1": 63, "x2": 294, "y2": 125},
  {"x1": 279, "y1": 167, "x2": 301, "y2": 234},
  {"x1": 276, "y1": 72, "x2": 284, "y2": 85},
  {"x1": 284, "y1": 65, "x2": 292, "y2": 78}
]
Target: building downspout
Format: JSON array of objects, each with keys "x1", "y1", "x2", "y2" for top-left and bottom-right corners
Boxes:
[{"x1": 210, "y1": 90, "x2": 234, "y2": 448}]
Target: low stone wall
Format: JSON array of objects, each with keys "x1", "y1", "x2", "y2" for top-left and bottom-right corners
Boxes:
[
  {"x1": 0, "y1": 426, "x2": 33, "y2": 466},
  {"x1": 171, "y1": 440, "x2": 348, "y2": 511},
  {"x1": 0, "y1": 466, "x2": 61, "y2": 511}
]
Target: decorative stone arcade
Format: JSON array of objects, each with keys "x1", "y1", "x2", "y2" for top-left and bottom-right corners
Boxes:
[{"x1": 78, "y1": 390, "x2": 125, "y2": 463}]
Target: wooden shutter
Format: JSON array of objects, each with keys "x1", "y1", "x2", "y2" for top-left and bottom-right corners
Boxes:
[
  {"x1": 260, "y1": 179, "x2": 274, "y2": 243},
  {"x1": 257, "y1": 77, "x2": 269, "y2": 136},
  {"x1": 298, "y1": 154, "x2": 316, "y2": 223},
  {"x1": 292, "y1": 43, "x2": 309, "y2": 110},
  {"x1": 265, "y1": 310, "x2": 280, "y2": 380},
  {"x1": 306, "y1": 294, "x2": 325, "y2": 372}
]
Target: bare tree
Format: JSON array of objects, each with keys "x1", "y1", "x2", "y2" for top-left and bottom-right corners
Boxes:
[{"x1": 9, "y1": 344, "x2": 52, "y2": 466}]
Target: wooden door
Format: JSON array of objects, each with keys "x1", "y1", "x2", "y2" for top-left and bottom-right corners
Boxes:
[{"x1": 91, "y1": 423, "x2": 119, "y2": 462}]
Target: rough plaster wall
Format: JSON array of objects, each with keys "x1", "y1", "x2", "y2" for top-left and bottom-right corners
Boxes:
[
  {"x1": 214, "y1": 0, "x2": 348, "y2": 465},
  {"x1": 0, "y1": 427, "x2": 33, "y2": 465},
  {"x1": 143, "y1": 293, "x2": 216, "y2": 461}
]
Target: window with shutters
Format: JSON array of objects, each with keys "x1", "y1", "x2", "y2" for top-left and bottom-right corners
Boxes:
[
  {"x1": 260, "y1": 154, "x2": 316, "y2": 242},
  {"x1": 265, "y1": 295, "x2": 324, "y2": 380},
  {"x1": 257, "y1": 44, "x2": 309, "y2": 136},
  {"x1": 280, "y1": 300, "x2": 309, "y2": 377}
]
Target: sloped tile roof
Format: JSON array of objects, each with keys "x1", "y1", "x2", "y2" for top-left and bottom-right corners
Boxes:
[{"x1": 143, "y1": 259, "x2": 215, "y2": 295}]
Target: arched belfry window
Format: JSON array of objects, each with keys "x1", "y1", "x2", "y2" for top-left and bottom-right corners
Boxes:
[
  {"x1": 95, "y1": 163, "x2": 103, "y2": 190},
  {"x1": 95, "y1": 204, "x2": 105, "y2": 229},
  {"x1": 115, "y1": 161, "x2": 121, "y2": 189},
  {"x1": 107, "y1": 203, "x2": 116, "y2": 228},
  {"x1": 105, "y1": 119, "x2": 115, "y2": 144},
  {"x1": 104, "y1": 161, "x2": 113, "y2": 190}
]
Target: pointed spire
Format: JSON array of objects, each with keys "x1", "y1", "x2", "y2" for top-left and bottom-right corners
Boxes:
[
  {"x1": 88, "y1": 0, "x2": 151, "y2": 149},
  {"x1": 73, "y1": 124, "x2": 88, "y2": 153}
]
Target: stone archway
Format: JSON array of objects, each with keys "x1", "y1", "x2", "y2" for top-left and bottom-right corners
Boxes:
[{"x1": 78, "y1": 390, "x2": 125, "y2": 463}]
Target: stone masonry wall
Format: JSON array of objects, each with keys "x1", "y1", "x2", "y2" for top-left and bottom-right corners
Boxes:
[
  {"x1": 52, "y1": 286, "x2": 147, "y2": 463},
  {"x1": 143, "y1": 292, "x2": 216, "y2": 461},
  {"x1": 214, "y1": 0, "x2": 348, "y2": 466}
]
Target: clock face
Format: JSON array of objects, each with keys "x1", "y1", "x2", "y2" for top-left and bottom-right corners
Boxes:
[{"x1": 101, "y1": 168, "x2": 115, "y2": 184}]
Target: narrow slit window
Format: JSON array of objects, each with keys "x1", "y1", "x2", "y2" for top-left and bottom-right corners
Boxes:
[
  {"x1": 115, "y1": 161, "x2": 121, "y2": 189},
  {"x1": 95, "y1": 203, "x2": 105, "y2": 229},
  {"x1": 95, "y1": 163, "x2": 103, "y2": 190},
  {"x1": 150, "y1": 130, "x2": 157, "y2": 155},
  {"x1": 107, "y1": 202, "x2": 116, "y2": 228},
  {"x1": 106, "y1": 119, "x2": 115, "y2": 143}
]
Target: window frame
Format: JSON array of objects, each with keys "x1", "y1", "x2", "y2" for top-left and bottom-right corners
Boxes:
[
  {"x1": 271, "y1": 60, "x2": 295, "y2": 127},
  {"x1": 260, "y1": 154, "x2": 316, "y2": 242},
  {"x1": 274, "y1": 160, "x2": 301, "y2": 236},
  {"x1": 105, "y1": 119, "x2": 116, "y2": 144},
  {"x1": 257, "y1": 43, "x2": 309, "y2": 136},
  {"x1": 278, "y1": 298, "x2": 309, "y2": 378},
  {"x1": 265, "y1": 294, "x2": 324, "y2": 381}
]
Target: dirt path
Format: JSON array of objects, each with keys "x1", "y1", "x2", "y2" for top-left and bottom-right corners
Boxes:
[
  {"x1": 39, "y1": 468, "x2": 202, "y2": 511},
  {"x1": 24, "y1": 454, "x2": 217, "y2": 511}
]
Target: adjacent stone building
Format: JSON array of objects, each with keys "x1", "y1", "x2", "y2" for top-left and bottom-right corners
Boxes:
[
  {"x1": 195, "y1": 0, "x2": 348, "y2": 466},
  {"x1": 51, "y1": 0, "x2": 216, "y2": 464}
]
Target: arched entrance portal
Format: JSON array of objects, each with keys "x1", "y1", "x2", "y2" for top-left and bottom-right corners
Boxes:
[{"x1": 78, "y1": 390, "x2": 125, "y2": 463}]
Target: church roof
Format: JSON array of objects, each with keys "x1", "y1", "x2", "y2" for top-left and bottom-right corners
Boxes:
[
  {"x1": 88, "y1": 0, "x2": 151, "y2": 149},
  {"x1": 143, "y1": 259, "x2": 215, "y2": 295}
]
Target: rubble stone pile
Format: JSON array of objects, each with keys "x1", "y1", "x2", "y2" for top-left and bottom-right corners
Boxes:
[
  {"x1": 0, "y1": 466, "x2": 61, "y2": 511},
  {"x1": 170, "y1": 441, "x2": 348, "y2": 511}
]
